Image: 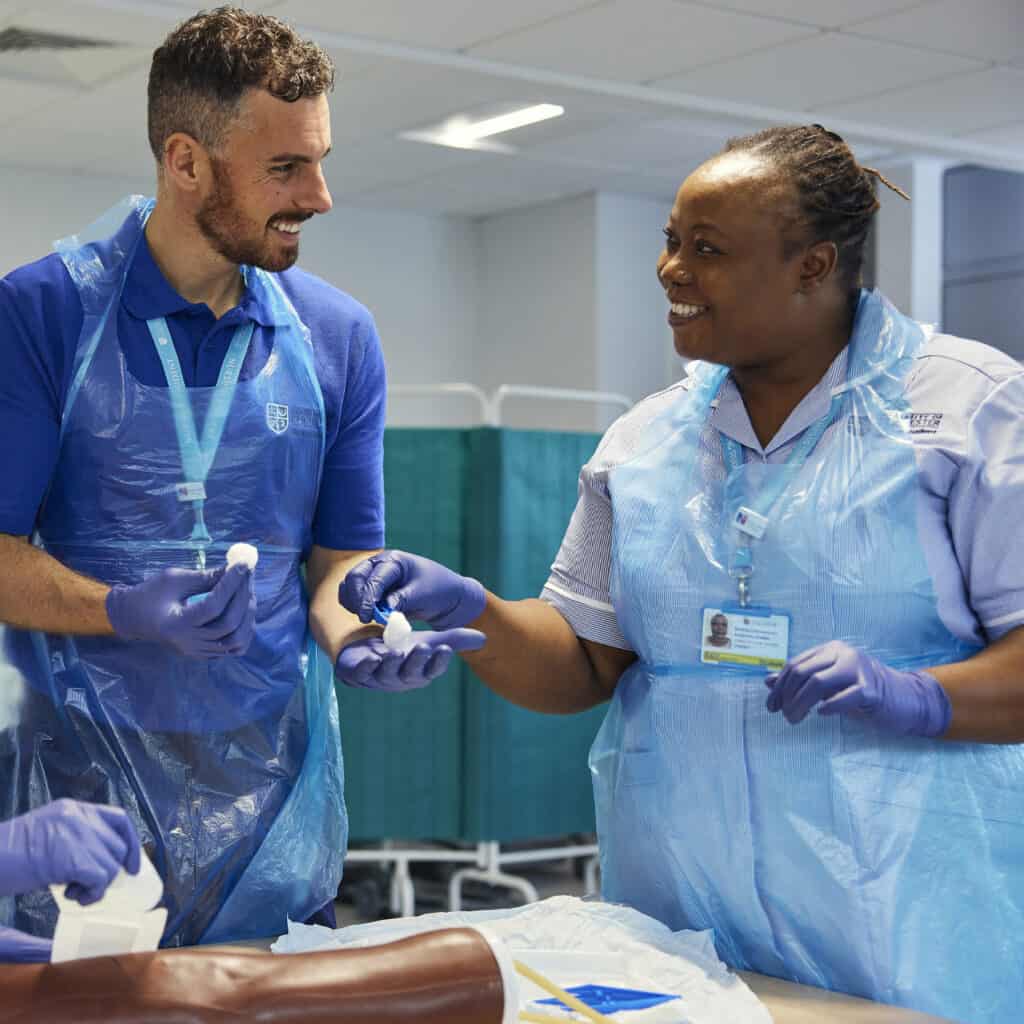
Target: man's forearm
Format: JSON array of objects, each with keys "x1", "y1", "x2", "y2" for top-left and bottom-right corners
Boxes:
[
  {"x1": 0, "y1": 534, "x2": 113, "y2": 635},
  {"x1": 462, "y1": 596, "x2": 618, "y2": 714}
]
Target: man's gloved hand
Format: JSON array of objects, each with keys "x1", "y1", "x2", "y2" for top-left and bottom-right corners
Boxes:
[
  {"x1": 765, "y1": 640, "x2": 952, "y2": 737},
  {"x1": 339, "y1": 551, "x2": 486, "y2": 630},
  {"x1": 106, "y1": 563, "x2": 256, "y2": 658},
  {"x1": 0, "y1": 799, "x2": 142, "y2": 905},
  {"x1": 0, "y1": 925, "x2": 52, "y2": 963},
  {"x1": 335, "y1": 630, "x2": 486, "y2": 692}
]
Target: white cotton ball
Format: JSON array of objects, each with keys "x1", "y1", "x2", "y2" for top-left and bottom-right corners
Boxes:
[
  {"x1": 382, "y1": 610, "x2": 414, "y2": 652},
  {"x1": 226, "y1": 543, "x2": 259, "y2": 570}
]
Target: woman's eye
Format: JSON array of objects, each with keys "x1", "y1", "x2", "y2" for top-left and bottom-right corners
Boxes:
[
  {"x1": 695, "y1": 239, "x2": 717, "y2": 255},
  {"x1": 662, "y1": 229, "x2": 678, "y2": 249}
]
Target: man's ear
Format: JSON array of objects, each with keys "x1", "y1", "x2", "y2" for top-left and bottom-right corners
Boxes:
[
  {"x1": 798, "y1": 240, "x2": 839, "y2": 292},
  {"x1": 162, "y1": 132, "x2": 211, "y2": 194}
]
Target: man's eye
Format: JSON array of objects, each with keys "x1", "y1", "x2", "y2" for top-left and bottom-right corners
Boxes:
[
  {"x1": 695, "y1": 239, "x2": 717, "y2": 255},
  {"x1": 271, "y1": 163, "x2": 295, "y2": 175},
  {"x1": 662, "y1": 228, "x2": 678, "y2": 248}
]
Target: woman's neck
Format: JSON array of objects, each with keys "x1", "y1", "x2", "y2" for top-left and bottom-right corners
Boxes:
[{"x1": 731, "y1": 323, "x2": 849, "y2": 448}]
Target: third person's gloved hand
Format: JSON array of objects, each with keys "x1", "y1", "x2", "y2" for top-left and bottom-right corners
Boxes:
[
  {"x1": 106, "y1": 563, "x2": 256, "y2": 658},
  {"x1": 0, "y1": 925, "x2": 53, "y2": 963},
  {"x1": 335, "y1": 629, "x2": 486, "y2": 692},
  {"x1": 339, "y1": 550, "x2": 486, "y2": 630},
  {"x1": 764, "y1": 640, "x2": 952, "y2": 737},
  {"x1": 0, "y1": 799, "x2": 142, "y2": 905}
]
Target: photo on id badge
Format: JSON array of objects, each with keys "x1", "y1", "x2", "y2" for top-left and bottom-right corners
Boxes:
[{"x1": 700, "y1": 606, "x2": 789, "y2": 669}]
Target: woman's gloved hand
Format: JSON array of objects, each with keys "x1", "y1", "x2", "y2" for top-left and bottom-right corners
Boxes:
[
  {"x1": 0, "y1": 799, "x2": 142, "y2": 904},
  {"x1": 106, "y1": 563, "x2": 256, "y2": 658},
  {"x1": 0, "y1": 925, "x2": 52, "y2": 963},
  {"x1": 339, "y1": 551, "x2": 486, "y2": 630},
  {"x1": 335, "y1": 630, "x2": 486, "y2": 692},
  {"x1": 765, "y1": 640, "x2": 952, "y2": 737}
]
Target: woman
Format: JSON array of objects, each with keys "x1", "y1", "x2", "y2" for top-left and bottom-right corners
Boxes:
[{"x1": 334, "y1": 125, "x2": 1024, "y2": 1022}]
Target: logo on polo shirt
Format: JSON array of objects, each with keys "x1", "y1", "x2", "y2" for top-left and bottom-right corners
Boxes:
[{"x1": 266, "y1": 402, "x2": 289, "y2": 434}]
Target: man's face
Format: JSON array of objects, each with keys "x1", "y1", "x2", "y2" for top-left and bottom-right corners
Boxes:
[
  {"x1": 196, "y1": 89, "x2": 332, "y2": 271},
  {"x1": 711, "y1": 615, "x2": 728, "y2": 639}
]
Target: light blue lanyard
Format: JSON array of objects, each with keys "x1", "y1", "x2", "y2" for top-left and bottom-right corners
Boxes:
[
  {"x1": 719, "y1": 395, "x2": 842, "y2": 606},
  {"x1": 146, "y1": 316, "x2": 254, "y2": 566}
]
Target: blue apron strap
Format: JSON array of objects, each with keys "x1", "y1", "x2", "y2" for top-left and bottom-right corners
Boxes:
[
  {"x1": 146, "y1": 317, "x2": 254, "y2": 561},
  {"x1": 720, "y1": 395, "x2": 843, "y2": 604}
]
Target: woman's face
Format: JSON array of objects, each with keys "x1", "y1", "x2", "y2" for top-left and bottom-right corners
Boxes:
[{"x1": 657, "y1": 152, "x2": 811, "y2": 368}]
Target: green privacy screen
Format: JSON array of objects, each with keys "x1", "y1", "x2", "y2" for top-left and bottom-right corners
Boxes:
[{"x1": 337, "y1": 427, "x2": 607, "y2": 843}]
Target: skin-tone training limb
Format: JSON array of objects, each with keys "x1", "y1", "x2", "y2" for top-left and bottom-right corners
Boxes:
[
  {"x1": 0, "y1": 928, "x2": 507, "y2": 1023},
  {"x1": 306, "y1": 544, "x2": 385, "y2": 660}
]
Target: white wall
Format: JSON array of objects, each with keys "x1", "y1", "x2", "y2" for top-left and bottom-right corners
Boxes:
[
  {"x1": 595, "y1": 192, "x2": 679, "y2": 410},
  {"x1": 873, "y1": 158, "x2": 948, "y2": 327},
  {"x1": 475, "y1": 193, "x2": 600, "y2": 431}
]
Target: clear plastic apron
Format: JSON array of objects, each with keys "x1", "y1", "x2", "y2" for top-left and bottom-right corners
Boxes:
[
  {"x1": 592, "y1": 290, "x2": 1024, "y2": 1022},
  {"x1": 0, "y1": 197, "x2": 346, "y2": 946}
]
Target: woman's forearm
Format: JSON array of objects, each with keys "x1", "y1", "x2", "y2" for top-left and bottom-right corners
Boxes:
[
  {"x1": 931, "y1": 625, "x2": 1024, "y2": 743},
  {"x1": 462, "y1": 595, "x2": 631, "y2": 714}
]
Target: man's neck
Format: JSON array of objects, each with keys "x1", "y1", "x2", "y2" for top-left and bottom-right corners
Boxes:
[{"x1": 145, "y1": 201, "x2": 243, "y2": 319}]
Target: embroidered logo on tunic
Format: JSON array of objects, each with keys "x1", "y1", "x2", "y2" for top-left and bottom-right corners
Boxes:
[
  {"x1": 900, "y1": 412, "x2": 944, "y2": 434},
  {"x1": 265, "y1": 402, "x2": 289, "y2": 434}
]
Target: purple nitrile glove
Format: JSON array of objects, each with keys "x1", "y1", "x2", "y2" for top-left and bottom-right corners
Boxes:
[
  {"x1": 0, "y1": 926, "x2": 52, "y2": 963},
  {"x1": 106, "y1": 562, "x2": 256, "y2": 658},
  {"x1": 0, "y1": 799, "x2": 142, "y2": 906},
  {"x1": 335, "y1": 629, "x2": 486, "y2": 692},
  {"x1": 764, "y1": 640, "x2": 952, "y2": 737},
  {"x1": 339, "y1": 550, "x2": 486, "y2": 631}
]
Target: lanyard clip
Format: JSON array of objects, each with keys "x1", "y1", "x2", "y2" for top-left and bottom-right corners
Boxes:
[{"x1": 729, "y1": 543, "x2": 753, "y2": 608}]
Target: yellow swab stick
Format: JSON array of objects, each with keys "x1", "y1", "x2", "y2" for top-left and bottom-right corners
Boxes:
[
  {"x1": 513, "y1": 959, "x2": 616, "y2": 1024},
  {"x1": 519, "y1": 1013, "x2": 572, "y2": 1024}
]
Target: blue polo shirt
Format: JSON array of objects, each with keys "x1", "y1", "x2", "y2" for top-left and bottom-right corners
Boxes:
[{"x1": 0, "y1": 234, "x2": 385, "y2": 551}]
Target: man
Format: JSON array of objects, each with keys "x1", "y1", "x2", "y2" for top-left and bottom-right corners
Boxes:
[{"x1": 0, "y1": 6, "x2": 480, "y2": 948}]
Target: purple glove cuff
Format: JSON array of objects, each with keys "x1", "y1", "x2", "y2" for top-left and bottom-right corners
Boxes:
[
  {"x1": 907, "y1": 670, "x2": 953, "y2": 738},
  {"x1": 105, "y1": 585, "x2": 138, "y2": 639}
]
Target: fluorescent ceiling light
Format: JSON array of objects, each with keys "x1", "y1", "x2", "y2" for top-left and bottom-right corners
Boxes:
[{"x1": 401, "y1": 103, "x2": 565, "y2": 152}]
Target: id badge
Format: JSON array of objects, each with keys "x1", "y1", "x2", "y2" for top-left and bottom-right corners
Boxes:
[{"x1": 700, "y1": 604, "x2": 789, "y2": 670}]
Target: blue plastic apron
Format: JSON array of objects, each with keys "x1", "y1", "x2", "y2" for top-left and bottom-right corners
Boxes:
[
  {"x1": 0, "y1": 197, "x2": 346, "y2": 946},
  {"x1": 592, "y1": 290, "x2": 1024, "y2": 1023}
]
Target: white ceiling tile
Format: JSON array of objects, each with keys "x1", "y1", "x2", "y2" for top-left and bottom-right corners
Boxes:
[
  {"x1": 468, "y1": 0, "x2": 814, "y2": 82},
  {"x1": 818, "y1": 66, "x2": 1024, "y2": 134},
  {"x1": 654, "y1": 31, "x2": 982, "y2": 110},
  {"x1": 327, "y1": 58, "x2": 670, "y2": 145},
  {"x1": 326, "y1": 136, "x2": 495, "y2": 197},
  {"x1": 523, "y1": 116, "x2": 724, "y2": 174},
  {"x1": 283, "y1": 0, "x2": 598, "y2": 51},
  {"x1": 677, "y1": 0, "x2": 935, "y2": 30},
  {"x1": 850, "y1": 0, "x2": 1024, "y2": 62}
]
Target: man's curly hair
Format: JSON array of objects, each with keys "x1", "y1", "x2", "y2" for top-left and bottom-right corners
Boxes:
[{"x1": 148, "y1": 6, "x2": 335, "y2": 163}]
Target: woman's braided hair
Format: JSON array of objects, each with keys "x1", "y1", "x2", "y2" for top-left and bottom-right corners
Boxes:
[{"x1": 722, "y1": 124, "x2": 909, "y2": 294}]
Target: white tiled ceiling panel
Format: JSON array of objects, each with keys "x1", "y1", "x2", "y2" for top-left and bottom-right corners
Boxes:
[
  {"x1": 466, "y1": 0, "x2": 814, "y2": 83},
  {"x1": 0, "y1": 0, "x2": 1020, "y2": 213},
  {"x1": 850, "y1": 0, "x2": 1024, "y2": 63},
  {"x1": 654, "y1": 31, "x2": 983, "y2": 111}
]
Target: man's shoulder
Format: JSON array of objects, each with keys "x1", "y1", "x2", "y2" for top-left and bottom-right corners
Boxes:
[
  {"x1": 275, "y1": 265, "x2": 374, "y2": 331},
  {"x1": 3, "y1": 252, "x2": 76, "y2": 302}
]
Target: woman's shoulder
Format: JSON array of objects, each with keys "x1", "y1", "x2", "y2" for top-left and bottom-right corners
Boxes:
[{"x1": 587, "y1": 378, "x2": 690, "y2": 473}]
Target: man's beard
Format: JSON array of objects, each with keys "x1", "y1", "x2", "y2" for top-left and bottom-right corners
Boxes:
[{"x1": 195, "y1": 159, "x2": 299, "y2": 272}]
